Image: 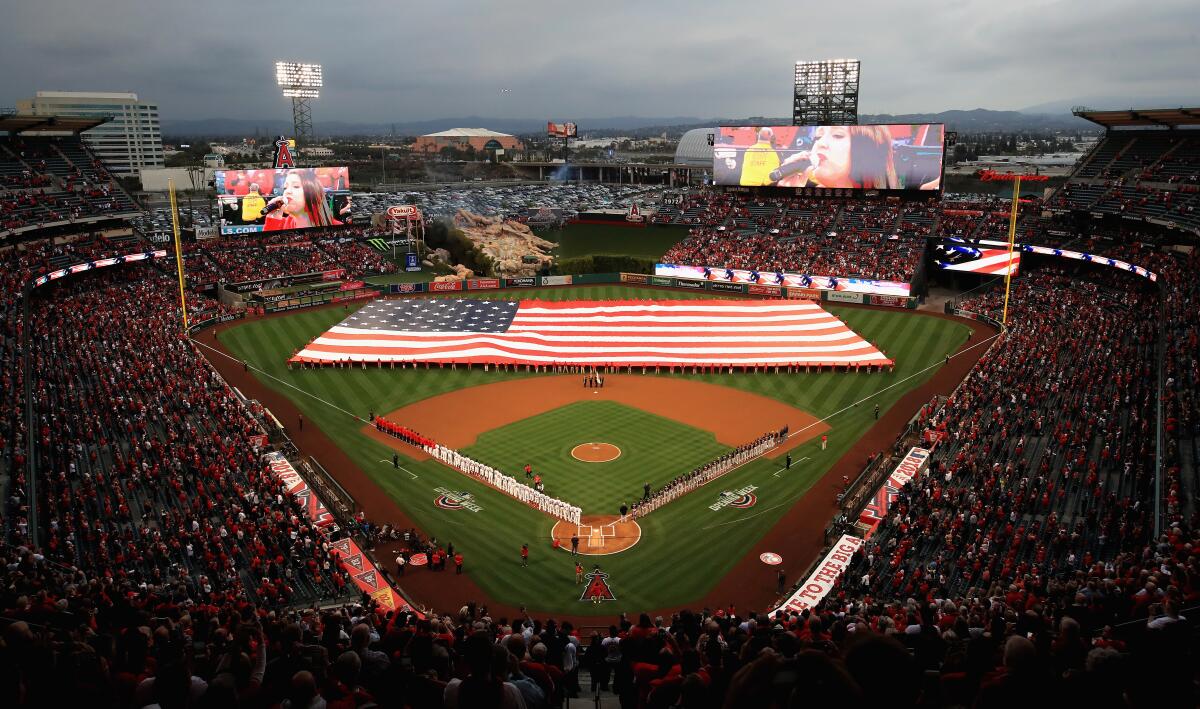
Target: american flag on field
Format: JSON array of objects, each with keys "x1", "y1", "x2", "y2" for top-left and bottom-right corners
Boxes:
[
  {"x1": 290, "y1": 299, "x2": 892, "y2": 367},
  {"x1": 935, "y1": 241, "x2": 1021, "y2": 276}
]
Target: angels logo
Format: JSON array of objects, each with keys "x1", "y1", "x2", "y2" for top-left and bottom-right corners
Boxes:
[
  {"x1": 355, "y1": 569, "x2": 380, "y2": 590},
  {"x1": 434, "y1": 487, "x2": 484, "y2": 512},
  {"x1": 709, "y1": 485, "x2": 759, "y2": 511},
  {"x1": 273, "y1": 136, "x2": 296, "y2": 169},
  {"x1": 579, "y1": 567, "x2": 617, "y2": 604},
  {"x1": 330, "y1": 538, "x2": 353, "y2": 557},
  {"x1": 342, "y1": 554, "x2": 365, "y2": 572}
]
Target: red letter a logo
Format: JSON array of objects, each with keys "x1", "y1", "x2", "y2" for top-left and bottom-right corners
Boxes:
[
  {"x1": 579, "y1": 568, "x2": 617, "y2": 603},
  {"x1": 274, "y1": 137, "x2": 296, "y2": 169}
]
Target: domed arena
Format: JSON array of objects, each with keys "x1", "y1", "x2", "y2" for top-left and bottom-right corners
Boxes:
[{"x1": 0, "y1": 4, "x2": 1197, "y2": 707}]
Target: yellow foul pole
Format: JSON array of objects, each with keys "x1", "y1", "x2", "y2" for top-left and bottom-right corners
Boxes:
[
  {"x1": 1000, "y1": 176, "x2": 1021, "y2": 327},
  {"x1": 169, "y1": 179, "x2": 189, "y2": 332}
]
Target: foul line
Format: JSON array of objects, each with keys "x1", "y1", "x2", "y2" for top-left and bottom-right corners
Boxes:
[
  {"x1": 379, "y1": 459, "x2": 419, "y2": 479},
  {"x1": 773, "y1": 457, "x2": 809, "y2": 476},
  {"x1": 782, "y1": 330, "x2": 999, "y2": 443},
  {"x1": 192, "y1": 337, "x2": 369, "y2": 424},
  {"x1": 702, "y1": 331, "x2": 1002, "y2": 529}
]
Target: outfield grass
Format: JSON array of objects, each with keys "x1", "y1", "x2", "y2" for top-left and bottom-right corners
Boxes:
[
  {"x1": 462, "y1": 400, "x2": 730, "y2": 514},
  {"x1": 219, "y1": 285, "x2": 970, "y2": 614},
  {"x1": 539, "y1": 223, "x2": 688, "y2": 259}
]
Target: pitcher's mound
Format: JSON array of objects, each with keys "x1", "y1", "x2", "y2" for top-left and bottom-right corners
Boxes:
[
  {"x1": 571, "y1": 442, "x2": 621, "y2": 463},
  {"x1": 552, "y1": 514, "x2": 641, "y2": 555}
]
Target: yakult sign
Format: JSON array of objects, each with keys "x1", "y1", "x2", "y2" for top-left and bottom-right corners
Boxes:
[{"x1": 772, "y1": 534, "x2": 864, "y2": 615}]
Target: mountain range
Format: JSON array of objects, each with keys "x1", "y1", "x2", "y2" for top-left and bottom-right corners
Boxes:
[{"x1": 162, "y1": 99, "x2": 1196, "y2": 139}]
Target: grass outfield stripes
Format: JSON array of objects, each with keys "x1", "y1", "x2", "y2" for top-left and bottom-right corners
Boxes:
[{"x1": 218, "y1": 285, "x2": 971, "y2": 614}]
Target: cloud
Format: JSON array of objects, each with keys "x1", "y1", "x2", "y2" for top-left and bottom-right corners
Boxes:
[{"x1": 1, "y1": 0, "x2": 1196, "y2": 124}]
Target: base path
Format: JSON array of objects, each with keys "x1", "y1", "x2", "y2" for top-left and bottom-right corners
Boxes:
[
  {"x1": 368, "y1": 374, "x2": 828, "y2": 455},
  {"x1": 571, "y1": 443, "x2": 621, "y2": 463},
  {"x1": 551, "y1": 514, "x2": 641, "y2": 555}
]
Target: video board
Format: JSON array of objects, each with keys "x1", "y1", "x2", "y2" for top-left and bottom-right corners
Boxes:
[
  {"x1": 712, "y1": 124, "x2": 944, "y2": 192},
  {"x1": 547, "y1": 122, "x2": 578, "y2": 138},
  {"x1": 215, "y1": 167, "x2": 354, "y2": 235}
]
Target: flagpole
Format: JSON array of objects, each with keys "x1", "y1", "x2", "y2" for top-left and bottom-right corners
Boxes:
[
  {"x1": 169, "y1": 179, "x2": 190, "y2": 332},
  {"x1": 1000, "y1": 176, "x2": 1021, "y2": 327}
]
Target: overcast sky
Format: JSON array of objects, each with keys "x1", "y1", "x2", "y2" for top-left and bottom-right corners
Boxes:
[{"x1": 2, "y1": 0, "x2": 1196, "y2": 123}]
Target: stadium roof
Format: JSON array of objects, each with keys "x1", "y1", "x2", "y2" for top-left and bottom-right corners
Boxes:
[
  {"x1": 1073, "y1": 107, "x2": 1200, "y2": 129},
  {"x1": 675, "y1": 128, "x2": 716, "y2": 168},
  {"x1": 0, "y1": 113, "x2": 110, "y2": 134},
  {"x1": 421, "y1": 128, "x2": 514, "y2": 138}
]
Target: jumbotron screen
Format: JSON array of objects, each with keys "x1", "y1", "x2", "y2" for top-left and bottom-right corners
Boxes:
[
  {"x1": 712, "y1": 124, "x2": 944, "y2": 191},
  {"x1": 214, "y1": 167, "x2": 354, "y2": 235}
]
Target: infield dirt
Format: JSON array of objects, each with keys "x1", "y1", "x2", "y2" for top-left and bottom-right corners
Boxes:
[{"x1": 363, "y1": 374, "x2": 828, "y2": 457}]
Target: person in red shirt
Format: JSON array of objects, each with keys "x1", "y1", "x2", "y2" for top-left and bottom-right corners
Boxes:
[
  {"x1": 454, "y1": 552, "x2": 464, "y2": 574},
  {"x1": 521, "y1": 544, "x2": 529, "y2": 568}
]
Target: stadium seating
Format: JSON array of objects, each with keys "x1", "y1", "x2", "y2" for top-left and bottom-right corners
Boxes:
[
  {"x1": 0, "y1": 136, "x2": 140, "y2": 235},
  {"x1": 0, "y1": 122, "x2": 1198, "y2": 708}
]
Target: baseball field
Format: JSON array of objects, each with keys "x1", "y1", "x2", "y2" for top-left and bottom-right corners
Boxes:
[{"x1": 214, "y1": 284, "x2": 974, "y2": 616}]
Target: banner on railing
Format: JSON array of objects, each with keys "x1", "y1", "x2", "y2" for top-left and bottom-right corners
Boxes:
[
  {"x1": 263, "y1": 453, "x2": 419, "y2": 616},
  {"x1": 772, "y1": 534, "x2": 864, "y2": 615},
  {"x1": 31, "y1": 250, "x2": 169, "y2": 288},
  {"x1": 656, "y1": 263, "x2": 911, "y2": 297},
  {"x1": 858, "y1": 447, "x2": 931, "y2": 532}
]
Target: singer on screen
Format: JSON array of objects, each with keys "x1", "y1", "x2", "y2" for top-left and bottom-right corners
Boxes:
[
  {"x1": 775, "y1": 125, "x2": 899, "y2": 189},
  {"x1": 263, "y1": 169, "x2": 342, "y2": 231}
]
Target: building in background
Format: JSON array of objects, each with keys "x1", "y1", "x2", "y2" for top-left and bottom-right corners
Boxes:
[
  {"x1": 412, "y1": 128, "x2": 522, "y2": 158},
  {"x1": 16, "y1": 91, "x2": 163, "y2": 176}
]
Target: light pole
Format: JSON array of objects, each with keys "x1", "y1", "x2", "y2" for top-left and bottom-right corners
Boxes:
[{"x1": 275, "y1": 61, "x2": 322, "y2": 147}]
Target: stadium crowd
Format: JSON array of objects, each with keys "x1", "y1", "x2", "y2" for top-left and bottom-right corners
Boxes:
[
  {"x1": 0, "y1": 128, "x2": 1197, "y2": 707},
  {"x1": 0, "y1": 136, "x2": 140, "y2": 233}
]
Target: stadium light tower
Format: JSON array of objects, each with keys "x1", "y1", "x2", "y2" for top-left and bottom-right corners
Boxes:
[
  {"x1": 275, "y1": 61, "x2": 322, "y2": 146},
  {"x1": 794, "y1": 59, "x2": 860, "y2": 126}
]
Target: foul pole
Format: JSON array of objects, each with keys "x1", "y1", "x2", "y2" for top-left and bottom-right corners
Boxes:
[
  {"x1": 169, "y1": 179, "x2": 190, "y2": 332},
  {"x1": 1000, "y1": 176, "x2": 1021, "y2": 327}
]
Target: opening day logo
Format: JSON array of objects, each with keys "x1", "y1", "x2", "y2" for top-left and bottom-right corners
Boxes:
[
  {"x1": 709, "y1": 485, "x2": 758, "y2": 511},
  {"x1": 434, "y1": 487, "x2": 484, "y2": 512}
]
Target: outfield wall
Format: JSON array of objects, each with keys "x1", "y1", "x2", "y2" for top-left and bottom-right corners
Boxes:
[{"x1": 374, "y1": 272, "x2": 921, "y2": 308}]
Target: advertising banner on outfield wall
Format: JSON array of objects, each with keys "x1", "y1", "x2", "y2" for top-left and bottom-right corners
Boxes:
[
  {"x1": 620, "y1": 273, "x2": 650, "y2": 284},
  {"x1": 869, "y1": 294, "x2": 910, "y2": 308},
  {"x1": 786, "y1": 287, "x2": 823, "y2": 300},
  {"x1": 390, "y1": 282, "x2": 426, "y2": 294},
  {"x1": 656, "y1": 263, "x2": 910, "y2": 297},
  {"x1": 708, "y1": 281, "x2": 745, "y2": 293},
  {"x1": 826, "y1": 291, "x2": 864, "y2": 304},
  {"x1": 467, "y1": 278, "x2": 501, "y2": 290},
  {"x1": 772, "y1": 534, "x2": 864, "y2": 615},
  {"x1": 505, "y1": 277, "x2": 537, "y2": 287},
  {"x1": 675, "y1": 278, "x2": 705, "y2": 290},
  {"x1": 541, "y1": 275, "x2": 573, "y2": 286},
  {"x1": 429, "y1": 281, "x2": 463, "y2": 292},
  {"x1": 747, "y1": 284, "x2": 782, "y2": 296},
  {"x1": 650, "y1": 276, "x2": 675, "y2": 287}
]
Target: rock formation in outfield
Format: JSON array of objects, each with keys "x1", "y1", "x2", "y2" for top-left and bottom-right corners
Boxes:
[
  {"x1": 432, "y1": 264, "x2": 476, "y2": 283},
  {"x1": 451, "y1": 209, "x2": 556, "y2": 277}
]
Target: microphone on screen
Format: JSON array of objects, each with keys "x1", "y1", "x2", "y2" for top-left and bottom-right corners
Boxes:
[
  {"x1": 260, "y1": 197, "x2": 286, "y2": 215},
  {"x1": 768, "y1": 154, "x2": 812, "y2": 184}
]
